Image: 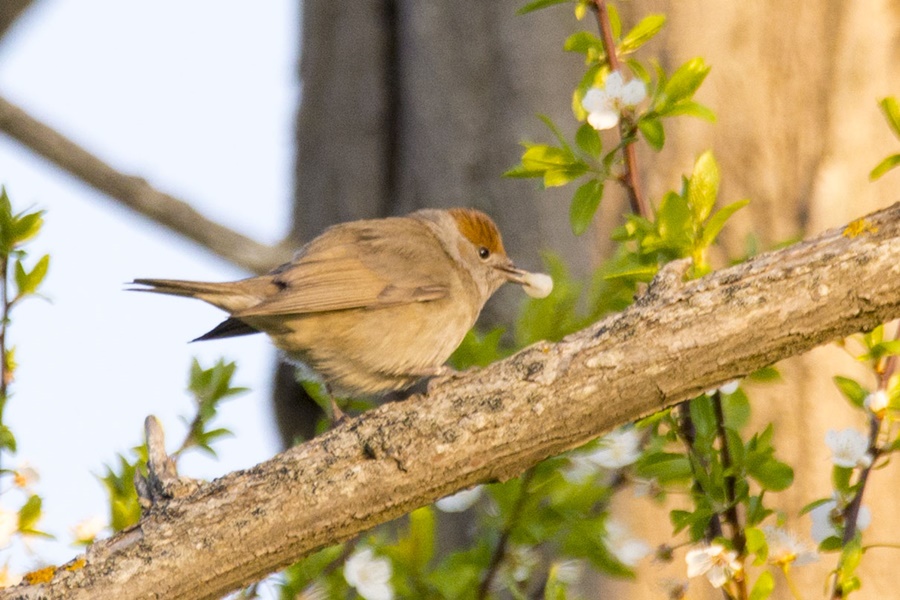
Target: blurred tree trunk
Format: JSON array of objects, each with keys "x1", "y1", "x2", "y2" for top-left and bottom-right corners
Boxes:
[
  {"x1": 600, "y1": 2, "x2": 900, "y2": 599},
  {"x1": 275, "y1": 1, "x2": 591, "y2": 442},
  {"x1": 277, "y1": 1, "x2": 900, "y2": 598}
]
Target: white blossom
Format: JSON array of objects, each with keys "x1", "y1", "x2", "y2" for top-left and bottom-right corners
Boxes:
[
  {"x1": 718, "y1": 380, "x2": 740, "y2": 395},
  {"x1": 507, "y1": 546, "x2": 538, "y2": 582},
  {"x1": 604, "y1": 520, "x2": 651, "y2": 567},
  {"x1": 435, "y1": 486, "x2": 483, "y2": 513},
  {"x1": 706, "y1": 380, "x2": 740, "y2": 396},
  {"x1": 344, "y1": 548, "x2": 394, "y2": 600},
  {"x1": 562, "y1": 453, "x2": 599, "y2": 483},
  {"x1": 589, "y1": 427, "x2": 643, "y2": 469},
  {"x1": 563, "y1": 428, "x2": 643, "y2": 482},
  {"x1": 865, "y1": 390, "x2": 889, "y2": 413},
  {"x1": 825, "y1": 429, "x2": 872, "y2": 469},
  {"x1": 582, "y1": 71, "x2": 647, "y2": 130},
  {"x1": 72, "y1": 515, "x2": 106, "y2": 544},
  {"x1": 685, "y1": 543, "x2": 741, "y2": 588},
  {"x1": 809, "y1": 497, "x2": 871, "y2": 543},
  {"x1": 0, "y1": 563, "x2": 21, "y2": 589},
  {"x1": 552, "y1": 560, "x2": 585, "y2": 585},
  {"x1": 12, "y1": 462, "x2": 39, "y2": 490},
  {"x1": 762, "y1": 526, "x2": 818, "y2": 566},
  {"x1": 0, "y1": 508, "x2": 17, "y2": 548}
]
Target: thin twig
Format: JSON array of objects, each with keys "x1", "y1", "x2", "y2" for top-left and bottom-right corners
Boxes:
[
  {"x1": 712, "y1": 391, "x2": 744, "y2": 554},
  {"x1": 0, "y1": 253, "x2": 8, "y2": 475},
  {"x1": 0, "y1": 96, "x2": 293, "y2": 275},
  {"x1": 712, "y1": 391, "x2": 748, "y2": 600},
  {"x1": 830, "y1": 329, "x2": 897, "y2": 599},
  {"x1": 591, "y1": 0, "x2": 649, "y2": 218},
  {"x1": 477, "y1": 469, "x2": 536, "y2": 599}
]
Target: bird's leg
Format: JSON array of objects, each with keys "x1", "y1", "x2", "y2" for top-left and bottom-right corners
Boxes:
[
  {"x1": 329, "y1": 395, "x2": 348, "y2": 424},
  {"x1": 425, "y1": 365, "x2": 466, "y2": 394},
  {"x1": 323, "y1": 384, "x2": 348, "y2": 425}
]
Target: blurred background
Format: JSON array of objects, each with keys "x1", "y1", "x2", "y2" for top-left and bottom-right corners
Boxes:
[{"x1": 2, "y1": 1, "x2": 900, "y2": 598}]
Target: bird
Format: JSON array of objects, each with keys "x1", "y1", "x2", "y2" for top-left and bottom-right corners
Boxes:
[{"x1": 131, "y1": 207, "x2": 552, "y2": 420}]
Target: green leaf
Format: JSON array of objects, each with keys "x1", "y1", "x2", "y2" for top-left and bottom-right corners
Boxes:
[
  {"x1": 545, "y1": 164, "x2": 589, "y2": 187},
  {"x1": 602, "y1": 263, "x2": 659, "y2": 282},
  {"x1": 879, "y1": 96, "x2": 900, "y2": 139},
  {"x1": 575, "y1": 122, "x2": 602, "y2": 158},
  {"x1": 606, "y1": 3, "x2": 620, "y2": 37},
  {"x1": 637, "y1": 452, "x2": 693, "y2": 483},
  {"x1": 833, "y1": 376, "x2": 868, "y2": 409},
  {"x1": 517, "y1": 0, "x2": 570, "y2": 15},
  {"x1": 818, "y1": 535, "x2": 844, "y2": 552},
  {"x1": 660, "y1": 100, "x2": 716, "y2": 121},
  {"x1": 0, "y1": 424, "x2": 16, "y2": 453},
  {"x1": 538, "y1": 114, "x2": 573, "y2": 151},
  {"x1": 569, "y1": 179, "x2": 604, "y2": 236},
  {"x1": 407, "y1": 506, "x2": 435, "y2": 571},
  {"x1": 100, "y1": 453, "x2": 144, "y2": 531},
  {"x1": 16, "y1": 255, "x2": 50, "y2": 296},
  {"x1": 662, "y1": 57, "x2": 711, "y2": 106},
  {"x1": 522, "y1": 144, "x2": 573, "y2": 173},
  {"x1": 564, "y1": 31, "x2": 604, "y2": 57},
  {"x1": 746, "y1": 494, "x2": 773, "y2": 527},
  {"x1": 722, "y1": 388, "x2": 751, "y2": 430},
  {"x1": 450, "y1": 327, "x2": 508, "y2": 369},
  {"x1": 9, "y1": 210, "x2": 44, "y2": 248},
  {"x1": 699, "y1": 199, "x2": 750, "y2": 247},
  {"x1": 749, "y1": 365, "x2": 780, "y2": 382},
  {"x1": 749, "y1": 458, "x2": 793, "y2": 491},
  {"x1": 687, "y1": 151, "x2": 720, "y2": 222},
  {"x1": 515, "y1": 253, "x2": 584, "y2": 345},
  {"x1": 869, "y1": 153, "x2": 900, "y2": 181},
  {"x1": 745, "y1": 526, "x2": 768, "y2": 563},
  {"x1": 619, "y1": 14, "x2": 666, "y2": 54},
  {"x1": 654, "y1": 191, "x2": 693, "y2": 253},
  {"x1": 0, "y1": 186, "x2": 11, "y2": 236},
  {"x1": 688, "y1": 395, "x2": 716, "y2": 443},
  {"x1": 832, "y1": 465, "x2": 853, "y2": 495},
  {"x1": 14, "y1": 260, "x2": 27, "y2": 296},
  {"x1": 749, "y1": 571, "x2": 775, "y2": 600},
  {"x1": 18, "y1": 494, "x2": 42, "y2": 532},
  {"x1": 800, "y1": 497, "x2": 833, "y2": 516},
  {"x1": 637, "y1": 116, "x2": 665, "y2": 150}
]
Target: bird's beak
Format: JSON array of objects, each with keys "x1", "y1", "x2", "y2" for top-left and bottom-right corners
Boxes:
[{"x1": 495, "y1": 264, "x2": 554, "y2": 298}]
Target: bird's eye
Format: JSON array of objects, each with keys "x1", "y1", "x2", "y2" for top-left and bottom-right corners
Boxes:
[{"x1": 478, "y1": 247, "x2": 490, "y2": 260}]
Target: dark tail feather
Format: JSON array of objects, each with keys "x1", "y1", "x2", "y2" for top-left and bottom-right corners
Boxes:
[{"x1": 192, "y1": 317, "x2": 260, "y2": 342}]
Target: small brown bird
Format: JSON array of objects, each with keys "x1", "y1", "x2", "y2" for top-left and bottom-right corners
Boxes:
[{"x1": 132, "y1": 208, "x2": 552, "y2": 418}]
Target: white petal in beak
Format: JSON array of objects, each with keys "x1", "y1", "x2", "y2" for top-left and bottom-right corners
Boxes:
[
  {"x1": 521, "y1": 272, "x2": 553, "y2": 298},
  {"x1": 497, "y1": 265, "x2": 554, "y2": 298}
]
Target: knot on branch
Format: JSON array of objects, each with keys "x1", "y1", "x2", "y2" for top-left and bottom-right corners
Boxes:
[
  {"x1": 135, "y1": 416, "x2": 200, "y2": 508},
  {"x1": 636, "y1": 257, "x2": 692, "y2": 305}
]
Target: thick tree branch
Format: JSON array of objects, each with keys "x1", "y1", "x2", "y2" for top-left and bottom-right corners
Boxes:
[
  {"x1": 6, "y1": 204, "x2": 900, "y2": 599},
  {"x1": 0, "y1": 95, "x2": 292, "y2": 274}
]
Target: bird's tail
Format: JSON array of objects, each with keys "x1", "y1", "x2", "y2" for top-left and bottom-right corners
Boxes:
[{"x1": 130, "y1": 278, "x2": 260, "y2": 313}]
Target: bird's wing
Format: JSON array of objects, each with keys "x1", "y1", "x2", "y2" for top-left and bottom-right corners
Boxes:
[{"x1": 235, "y1": 218, "x2": 452, "y2": 317}]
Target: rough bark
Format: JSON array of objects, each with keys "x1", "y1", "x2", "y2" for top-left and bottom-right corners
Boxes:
[{"x1": 5, "y1": 203, "x2": 899, "y2": 600}]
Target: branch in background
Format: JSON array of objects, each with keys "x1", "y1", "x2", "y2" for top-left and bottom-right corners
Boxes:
[
  {"x1": 0, "y1": 96, "x2": 293, "y2": 275},
  {"x1": 5, "y1": 203, "x2": 900, "y2": 600},
  {"x1": 0, "y1": 0, "x2": 33, "y2": 42}
]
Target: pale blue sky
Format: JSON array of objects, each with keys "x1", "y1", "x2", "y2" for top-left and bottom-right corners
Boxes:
[{"x1": 0, "y1": 0, "x2": 298, "y2": 584}]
